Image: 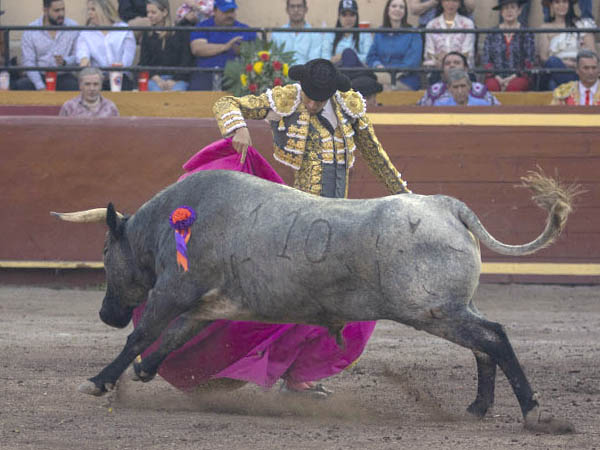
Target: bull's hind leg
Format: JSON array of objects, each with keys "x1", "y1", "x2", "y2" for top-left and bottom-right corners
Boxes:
[
  {"x1": 466, "y1": 350, "x2": 496, "y2": 418},
  {"x1": 416, "y1": 306, "x2": 574, "y2": 434}
]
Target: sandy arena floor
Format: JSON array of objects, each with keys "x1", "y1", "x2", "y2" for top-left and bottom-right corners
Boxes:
[{"x1": 1, "y1": 284, "x2": 599, "y2": 449}]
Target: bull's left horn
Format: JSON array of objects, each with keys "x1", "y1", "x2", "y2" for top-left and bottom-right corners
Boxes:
[{"x1": 50, "y1": 208, "x2": 124, "y2": 223}]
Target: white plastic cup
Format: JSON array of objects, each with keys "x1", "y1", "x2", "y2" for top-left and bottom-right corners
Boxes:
[
  {"x1": 109, "y1": 71, "x2": 123, "y2": 92},
  {"x1": 0, "y1": 71, "x2": 9, "y2": 90}
]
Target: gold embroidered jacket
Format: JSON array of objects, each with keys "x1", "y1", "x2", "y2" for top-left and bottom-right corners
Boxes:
[
  {"x1": 213, "y1": 83, "x2": 409, "y2": 197},
  {"x1": 551, "y1": 81, "x2": 600, "y2": 105}
]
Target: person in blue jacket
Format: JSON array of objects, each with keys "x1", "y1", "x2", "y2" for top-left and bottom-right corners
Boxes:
[
  {"x1": 366, "y1": 0, "x2": 423, "y2": 90},
  {"x1": 434, "y1": 69, "x2": 492, "y2": 106},
  {"x1": 321, "y1": 0, "x2": 373, "y2": 66}
]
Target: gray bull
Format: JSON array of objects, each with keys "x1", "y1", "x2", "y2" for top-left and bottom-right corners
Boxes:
[{"x1": 53, "y1": 170, "x2": 577, "y2": 434}]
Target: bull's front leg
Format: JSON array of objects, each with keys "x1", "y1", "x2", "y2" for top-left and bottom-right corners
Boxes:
[
  {"x1": 131, "y1": 315, "x2": 213, "y2": 383},
  {"x1": 80, "y1": 281, "x2": 195, "y2": 396}
]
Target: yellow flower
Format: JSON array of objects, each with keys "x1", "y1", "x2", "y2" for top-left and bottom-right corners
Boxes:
[
  {"x1": 253, "y1": 61, "x2": 264, "y2": 75},
  {"x1": 240, "y1": 74, "x2": 248, "y2": 86},
  {"x1": 283, "y1": 63, "x2": 289, "y2": 77},
  {"x1": 257, "y1": 51, "x2": 270, "y2": 61}
]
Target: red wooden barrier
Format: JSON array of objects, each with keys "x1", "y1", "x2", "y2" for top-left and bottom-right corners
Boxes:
[{"x1": 1, "y1": 115, "x2": 598, "y2": 285}]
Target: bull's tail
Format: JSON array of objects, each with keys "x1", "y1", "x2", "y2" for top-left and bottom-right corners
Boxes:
[{"x1": 458, "y1": 170, "x2": 583, "y2": 256}]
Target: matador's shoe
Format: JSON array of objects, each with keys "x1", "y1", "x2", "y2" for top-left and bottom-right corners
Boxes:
[{"x1": 279, "y1": 380, "x2": 333, "y2": 400}]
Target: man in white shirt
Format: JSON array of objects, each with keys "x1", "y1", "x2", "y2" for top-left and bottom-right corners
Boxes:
[
  {"x1": 270, "y1": 0, "x2": 322, "y2": 65},
  {"x1": 551, "y1": 50, "x2": 600, "y2": 105},
  {"x1": 14, "y1": 0, "x2": 79, "y2": 91}
]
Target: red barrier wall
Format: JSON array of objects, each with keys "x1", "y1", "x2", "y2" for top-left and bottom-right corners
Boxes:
[{"x1": 1, "y1": 115, "x2": 598, "y2": 284}]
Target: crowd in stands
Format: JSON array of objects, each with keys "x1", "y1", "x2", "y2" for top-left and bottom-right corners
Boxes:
[{"x1": 1, "y1": 0, "x2": 600, "y2": 105}]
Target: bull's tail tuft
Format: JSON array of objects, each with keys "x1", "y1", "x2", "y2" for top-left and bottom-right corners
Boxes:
[
  {"x1": 519, "y1": 168, "x2": 584, "y2": 236},
  {"x1": 459, "y1": 169, "x2": 584, "y2": 256}
]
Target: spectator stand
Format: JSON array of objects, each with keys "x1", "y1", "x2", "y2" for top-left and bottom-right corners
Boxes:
[{"x1": 1, "y1": 23, "x2": 599, "y2": 93}]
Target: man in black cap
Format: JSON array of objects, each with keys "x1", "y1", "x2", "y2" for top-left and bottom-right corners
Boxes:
[
  {"x1": 214, "y1": 58, "x2": 409, "y2": 198},
  {"x1": 351, "y1": 75, "x2": 383, "y2": 108}
]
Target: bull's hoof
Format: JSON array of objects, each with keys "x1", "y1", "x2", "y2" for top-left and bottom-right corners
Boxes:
[
  {"x1": 524, "y1": 408, "x2": 575, "y2": 435},
  {"x1": 78, "y1": 380, "x2": 106, "y2": 396},
  {"x1": 131, "y1": 361, "x2": 156, "y2": 383},
  {"x1": 466, "y1": 400, "x2": 491, "y2": 418},
  {"x1": 127, "y1": 365, "x2": 140, "y2": 381}
]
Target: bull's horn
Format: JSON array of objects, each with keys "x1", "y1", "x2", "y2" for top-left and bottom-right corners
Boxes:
[{"x1": 50, "y1": 208, "x2": 124, "y2": 223}]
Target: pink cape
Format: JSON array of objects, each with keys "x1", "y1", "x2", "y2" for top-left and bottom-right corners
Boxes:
[{"x1": 132, "y1": 139, "x2": 375, "y2": 391}]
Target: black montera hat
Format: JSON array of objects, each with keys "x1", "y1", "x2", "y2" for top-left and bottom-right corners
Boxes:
[
  {"x1": 289, "y1": 59, "x2": 352, "y2": 101},
  {"x1": 351, "y1": 75, "x2": 383, "y2": 98},
  {"x1": 492, "y1": 0, "x2": 527, "y2": 10}
]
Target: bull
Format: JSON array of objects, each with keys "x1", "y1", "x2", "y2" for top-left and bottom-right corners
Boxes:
[{"x1": 53, "y1": 169, "x2": 578, "y2": 434}]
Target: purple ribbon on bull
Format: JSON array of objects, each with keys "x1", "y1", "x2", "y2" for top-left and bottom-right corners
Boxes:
[{"x1": 169, "y1": 206, "x2": 197, "y2": 272}]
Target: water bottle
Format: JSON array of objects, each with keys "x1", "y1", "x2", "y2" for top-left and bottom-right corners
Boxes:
[
  {"x1": 0, "y1": 71, "x2": 9, "y2": 90},
  {"x1": 212, "y1": 67, "x2": 222, "y2": 91}
]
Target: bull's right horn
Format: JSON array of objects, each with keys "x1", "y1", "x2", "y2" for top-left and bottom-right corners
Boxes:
[{"x1": 50, "y1": 208, "x2": 124, "y2": 223}]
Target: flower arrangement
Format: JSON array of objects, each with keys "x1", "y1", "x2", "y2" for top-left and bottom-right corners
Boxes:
[{"x1": 223, "y1": 40, "x2": 295, "y2": 96}]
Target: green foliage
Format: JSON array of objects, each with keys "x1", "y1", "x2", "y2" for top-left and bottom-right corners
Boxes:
[{"x1": 223, "y1": 40, "x2": 296, "y2": 96}]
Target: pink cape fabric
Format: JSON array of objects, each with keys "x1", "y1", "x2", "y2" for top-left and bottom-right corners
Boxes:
[{"x1": 132, "y1": 139, "x2": 376, "y2": 391}]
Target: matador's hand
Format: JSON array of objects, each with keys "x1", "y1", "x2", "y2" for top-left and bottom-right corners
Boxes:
[{"x1": 232, "y1": 127, "x2": 252, "y2": 164}]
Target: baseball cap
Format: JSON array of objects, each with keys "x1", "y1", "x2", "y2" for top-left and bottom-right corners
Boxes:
[
  {"x1": 215, "y1": 0, "x2": 237, "y2": 12},
  {"x1": 339, "y1": 0, "x2": 358, "y2": 14}
]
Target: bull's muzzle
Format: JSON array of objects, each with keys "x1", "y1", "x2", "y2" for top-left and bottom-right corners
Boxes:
[{"x1": 99, "y1": 297, "x2": 133, "y2": 329}]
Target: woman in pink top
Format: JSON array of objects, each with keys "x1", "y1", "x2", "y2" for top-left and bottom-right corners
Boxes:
[{"x1": 423, "y1": 0, "x2": 475, "y2": 70}]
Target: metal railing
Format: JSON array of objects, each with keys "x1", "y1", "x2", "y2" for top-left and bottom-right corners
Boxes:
[{"x1": 1, "y1": 24, "x2": 598, "y2": 87}]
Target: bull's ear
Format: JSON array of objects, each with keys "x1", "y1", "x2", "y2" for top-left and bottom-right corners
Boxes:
[{"x1": 106, "y1": 202, "x2": 123, "y2": 239}]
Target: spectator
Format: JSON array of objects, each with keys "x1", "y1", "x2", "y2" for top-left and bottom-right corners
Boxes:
[
  {"x1": 538, "y1": 0, "x2": 596, "y2": 90},
  {"x1": 423, "y1": 0, "x2": 475, "y2": 70},
  {"x1": 271, "y1": 0, "x2": 322, "y2": 65},
  {"x1": 434, "y1": 68, "x2": 492, "y2": 105},
  {"x1": 0, "y1": 10, "x2": 5, "y2": 67},
  {"x1": 77, "y1": 0, "x2": 137, "y2": 91},
  {"x1": 59, "y1": 67, "x2": 119, "y2": 116},
  {"x1": 366, "y1": 0, "x2": 423, "y2": 90},
  {"x1": 14, "y1": 0, "x2": 79, "y2": 91},
  {"x1": 551, "y1": 49, "x2": 600, "y2": 104},
  {"x1": 140, "y1": 0, "x2": 194, "y2": 91},
  {"x1": 118, "y1": 0, "x2": 150, "y2": 27},
  {"x1": 519, "y1": 0, "x2": 595, "y2": 24},
  {"x1": 408, "y1": 0, "x2": 475, "y2": 28},
  {"x1": 418, "y1": 51, "x2": 501, "y2": 105},
  {"x1": 175, "y1": 0, "x2": 214, "y2": 26},
  {"x1": 321, "y1": 0, "x2": 373, "y2": 67},
  {"x1": 482, "y1": 0, "x2": 535, "y2": 92},
  {"x1": 0, "y1": 10, "x2": 10, "y2": 90},
  {"x1": 189, "y1": 0, "x2": 256, "y2": 91},
  {"x1": 351, "y1": 74, "x2": 384, "y2": 107}
]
